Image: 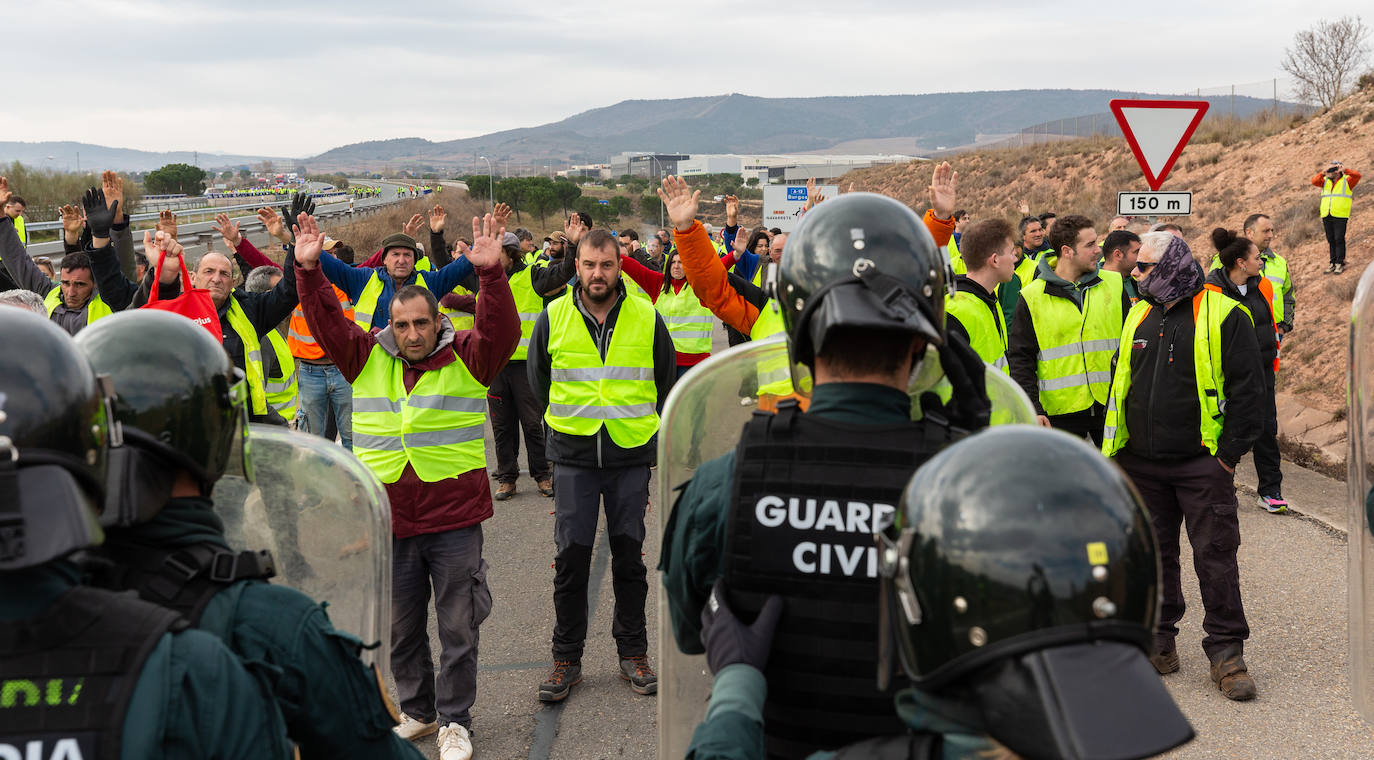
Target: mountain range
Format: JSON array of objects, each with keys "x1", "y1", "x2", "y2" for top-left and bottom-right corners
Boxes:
[{"x1": 3, "y1": 90, "x2": 1289, "y2": 173}]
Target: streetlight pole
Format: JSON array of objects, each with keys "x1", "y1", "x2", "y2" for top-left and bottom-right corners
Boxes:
[
  {"x1": 479, "y1": 156, "x2": 494, "y2": 212},
  {"x1": 648, "y1": 155, "x2": 664, "y2": 228}
]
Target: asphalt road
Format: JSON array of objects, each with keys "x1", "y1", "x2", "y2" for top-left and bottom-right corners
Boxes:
[{"x1": 379, "y1": 323, "x2": 1374, "y2": 759}]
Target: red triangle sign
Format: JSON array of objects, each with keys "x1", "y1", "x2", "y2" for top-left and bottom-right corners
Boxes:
[{"x1": 1110, "y1": 99, "x2": 1209, "y2": 191}]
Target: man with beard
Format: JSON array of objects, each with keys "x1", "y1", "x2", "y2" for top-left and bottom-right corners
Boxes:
[{"x1": 526, "y1": 228, "x2": 677, "y2": 703}]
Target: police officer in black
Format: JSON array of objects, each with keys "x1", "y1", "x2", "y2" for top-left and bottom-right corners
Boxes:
[
  {"x1": 687, "y1": 427, "x2": 1196, "y2": 760},
  {"x1": 0, "y1": 310, "x2": 293, "y2": 759},
  {"x1": 71, "y1": 309, "x2": 424, "y2": 760},
  {"x1": 661, "y1": 192, "x2": 994, "y2": 758}
]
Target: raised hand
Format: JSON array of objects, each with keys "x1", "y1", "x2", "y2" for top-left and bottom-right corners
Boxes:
[
  {"x1": 156, "y1": 210, "x2": 178, "y2": 239},
  {"x1": 289, "y1": 192, "x2": 316, "y2": 220},
  {"x1": 803, "y1": 177, "x2": 820, "y2": 211},
  {"x1": 656, "y1": 175, "x2": 700, "y2": 231},
  {"x1": 82, "y1": 186, "x2": 118, "y2": 239},
  {"x1": 0, "y1": 176, "x2": 10, "y2": 206},
  {"x1": 492, "y1": 202, "x2": 512, "y2": 228},
  {"x1": 213, "y1": 213, "x2": 241, "y2": 249},
  {"x1": 101, "y1": 171, "x2": 127, "y2": 222},
  {"x1": 928, "y1": 162, "x2": 957, "y2": 219},
  {"x1": 142, "y1": 229, "x2": 183, "y2": 264},
  {"x1": 59, "y1": 205, "x2": 85, "y2": 242},
  {"x1": 402, "y1": 213, "x2": 425, "y2": 237},
  {"x1": 724, "y1": 194, "x2": 739, "y2": 225},
  {"x1": 467, "y1": 213, "x2": 505, "y2": 269},
  {"x1": 257, "y1": 207, "x2": 288, "y2": 244},
  {"x1": 428, "y1": 204, "x2": 447, "y2": 233},
  {"x1": 564, "y1": 214, "x2": 588, "y2": 245},
  {"x1": 1017, "y1": 200, "x2": 1030, "y2": 216},
  {"x1": 292, "y1": 213, "x2": 324, "y2": 268}
]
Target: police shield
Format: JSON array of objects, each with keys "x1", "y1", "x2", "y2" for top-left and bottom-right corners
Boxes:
[
  {"x1": 656, "y1": 336, "x2": 1035, "y2": 759},
  {"x1": 213, "y1": 423, "x2": 393, "y2": 676},
  {"x1": 1348, "y1": 260, "x2": 1374, "y2": 725}
]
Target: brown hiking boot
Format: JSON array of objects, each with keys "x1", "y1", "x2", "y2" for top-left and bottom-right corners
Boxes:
[
  {"x1": 1210, "y1": 645, "x2": 1257, "y2": 701},
  {"x1": 1149, "y1": 649, "x2": 1180, "y2": 675},
  {"x1": 538, "y1": 660, "x2": 581, "y2": 702},
  {"x1": 537, "y1": 478, "x2": 554, "y2": 497},
  {"x1": 494, "y1": 482, "x2": 516, "y2": 501}
]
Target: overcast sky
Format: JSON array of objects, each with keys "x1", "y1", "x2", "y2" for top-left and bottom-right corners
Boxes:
[{"x1": 4, "y1": 0, "x2": 1364, "y2": 158}]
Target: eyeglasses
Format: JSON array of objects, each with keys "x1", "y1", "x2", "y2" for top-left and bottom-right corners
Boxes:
[{"x1": 1134, "y1": 261, "x2": 1158, "y2": 273}]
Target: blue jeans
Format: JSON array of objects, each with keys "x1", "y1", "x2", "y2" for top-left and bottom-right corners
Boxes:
[{"x1": 297, "y1": 362, "x2": 353, "y2": 450}]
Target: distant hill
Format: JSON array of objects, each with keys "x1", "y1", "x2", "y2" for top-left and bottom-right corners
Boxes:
[
  {"x1": 0, "y1": 141, "x2": 290, "y2": 173},
  {"x1": 305, "y1": 90, "x2": 1288, "y2": 170}
]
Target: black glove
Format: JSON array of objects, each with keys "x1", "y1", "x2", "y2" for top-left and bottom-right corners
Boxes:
[
  {"x1": 700, "y1": 579, "x2": 783, "y2": 675},
  {"x1": 936, "y1": 329, "x2": 992, "y2": 431},
  {"x1": 282, "y1": 193, "x2": 317, "y2": 234},
  {"x1": 81, "y1": 187, "x2": 118, "y2": 239}
]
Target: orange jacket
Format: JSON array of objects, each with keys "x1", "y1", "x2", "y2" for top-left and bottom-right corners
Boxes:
[
  {"x1": 673, "y1": 210, "x2": 955, "y2": 335},
  {"x1": 288, "y1": 285, "x2": 354, "y2": 359},
  {"x1": 1311, "y1": 168, "x2": 1361, "y2": 188}
]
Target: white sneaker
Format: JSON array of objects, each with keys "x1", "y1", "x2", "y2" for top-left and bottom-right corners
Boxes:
[
  {"x1": 438, "y1": 722, "x2": 473, "y2": 760},
  {"x1": 393, "y1": 713, "x2": 438, "y2": 740}
]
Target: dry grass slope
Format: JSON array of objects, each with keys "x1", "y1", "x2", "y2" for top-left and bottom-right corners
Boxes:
[{"x1": 841, "y1": 85, "x2": 1374, "y2": 414}]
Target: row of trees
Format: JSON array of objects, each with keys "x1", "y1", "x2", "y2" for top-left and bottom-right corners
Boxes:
[{"x1": 1, "y1": 161, "x2": 144, "y2": 219}]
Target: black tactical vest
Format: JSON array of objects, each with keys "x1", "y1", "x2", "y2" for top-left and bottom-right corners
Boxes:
[
  {"x1": 96, "y1": 543, "x2": 275, "y2": 626},
  {"x1": 0, "y1": 586, "x2": 186, "y2": 759},
  {"x1": 724, "y1": 401, "x2": 957, "y2": 759}
]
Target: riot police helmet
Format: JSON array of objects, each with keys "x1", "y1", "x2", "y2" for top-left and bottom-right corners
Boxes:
[
  {"x1": 876, "y1": 426, "x2": 1193, "y2": 760},
  {"x1": 777, "y1": 192, "x2": 947, "y2": 367},
  {"x1": 75, "y1": 310, "x2": 249, "y2": 524},
  {"x1": 0, "y1": 310, "x2": 107, "y2": 569}
]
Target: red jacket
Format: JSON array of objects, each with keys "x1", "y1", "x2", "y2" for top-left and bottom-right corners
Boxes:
[
  {"x1": 296, "y1": 260, "x2": 519, "y2": 538},
  {"x1": 619, "y1": 253, "x2": 712, "y2": 367}
]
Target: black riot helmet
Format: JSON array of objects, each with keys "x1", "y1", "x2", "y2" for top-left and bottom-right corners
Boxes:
[
  {"x1": 0, "y1": 310, "x2": 108, "y2": 570},
  {"x1": 776, "y1": 192, "x2": 948, "y2": 367},
  {"x1": 75, "y1": 310, "x2": 250, "y2": 523},
  {"x1": 876, "y1": 426, "x2": 1192, "y2": 760}
]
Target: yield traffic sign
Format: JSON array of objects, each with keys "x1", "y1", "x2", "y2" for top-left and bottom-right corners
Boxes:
[{"x1": 1109, "y1": 99, "x2": 1209, "y2": 191}]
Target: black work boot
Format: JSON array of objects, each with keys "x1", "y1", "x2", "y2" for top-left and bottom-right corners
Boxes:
[
  {"x1": 538, "y1": 660, "x2": 582, "y2": 702},
  {"x1": 1209, "y1": 644, "x2": 1257, "y2": 701}
]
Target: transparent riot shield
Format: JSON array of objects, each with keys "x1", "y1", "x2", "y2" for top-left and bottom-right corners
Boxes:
[
  {"x1": 656, "y1": 336, "x2": 1035, "y2": 759},
  {"x1": 1349, "y1": 260, "x2": 1374, "y2": 725},
  {"x1": 213, "y1": 423, "x2": 392, "y2": 677}
]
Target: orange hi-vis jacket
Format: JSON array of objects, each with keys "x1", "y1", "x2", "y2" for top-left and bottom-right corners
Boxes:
[
  {"x1": 288, "y1": 285, "x2": 355, "y2": 359},
  {"x1": 673, "y1": 210, "x2": 955, "y2": 335}
]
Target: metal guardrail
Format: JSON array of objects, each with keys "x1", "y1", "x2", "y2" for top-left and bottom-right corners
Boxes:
[
  {"x1": 25, "y1": 183, "x2": 413, "y2": 260},
  {"x1": 23, "y1": 193, "x2": 349, "y2": 233}
]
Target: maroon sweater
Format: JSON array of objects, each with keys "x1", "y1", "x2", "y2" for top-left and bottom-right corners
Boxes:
[{"x1": 296, "y1": 260, "x2": 520, "y2": 538}]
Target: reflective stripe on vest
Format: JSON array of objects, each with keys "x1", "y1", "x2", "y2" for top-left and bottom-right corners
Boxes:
[
  {"x1": 748, "y1": 300, "x2": 795, "y2": 395},
  {"x1": 351, "y1": 344, "x2": 488, "y2": 483},
  {"x1": 1021, "y1": 270, "x2": 1124, "y2": 415},
  {"x1": 544, "y1": 292, "x2": 660, "y2": 448},
  {"x1": 223, "y1": 298, "x2": 269, "y2": 415},
  {"x1": 44, "y1": 288, "x2": 113, "y2": 328},
  {"x1": 1103, "y1": 287, "x2": 1251, "y2": 456},
  {"x1": 508, "y1": 267, "x2": 545, "y2": 361},
  {"x1": 945, "y1": 288, "x2": 1008, "y2": 374},
  {"x1": 655, "y1": 281, "x2": 714, "y2": 354},
  {"x1": 289, "y1": 284, "x2": 353, "y2": 359},
  {"x1": 264, "y1": 330, "x2": 298, "y2": 421},
  {"x1": 353, "y1": 271, "x2": 430, "y2": 330},
  {"x1": 1321, "y1": 175, "x2": 1353, "y2": 218}
]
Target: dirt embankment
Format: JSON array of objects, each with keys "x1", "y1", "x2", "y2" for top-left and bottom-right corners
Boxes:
[{"x1": 840, "y1": 87, "x2": 1374, "y2": 468}]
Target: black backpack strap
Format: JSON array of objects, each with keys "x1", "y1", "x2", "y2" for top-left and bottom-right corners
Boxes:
[{"x1": 118, "y1": 543, "x2": 276, "y2": 625}]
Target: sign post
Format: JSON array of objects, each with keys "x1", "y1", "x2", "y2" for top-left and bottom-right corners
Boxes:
[{"x1": 1110, "y1": 99, "x2": 1208, "y2": 218}]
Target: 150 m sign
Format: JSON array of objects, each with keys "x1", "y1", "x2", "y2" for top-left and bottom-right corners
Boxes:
[{"x1": 1118, "y1": 191, "x2": 1192, "y2": 216}]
